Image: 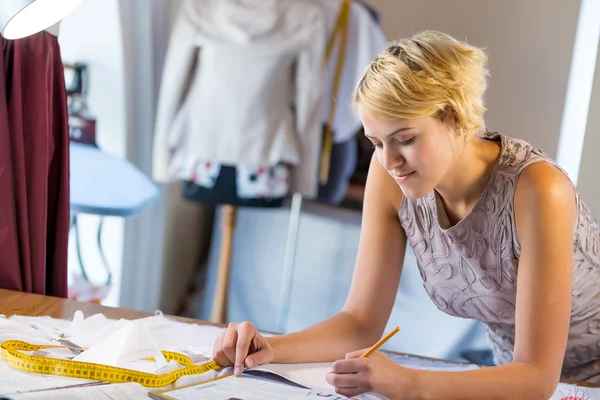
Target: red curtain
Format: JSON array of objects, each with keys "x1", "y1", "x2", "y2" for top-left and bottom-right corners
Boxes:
[{"x1": 0, "y1": 31, "x2": 70, "y2": 297}]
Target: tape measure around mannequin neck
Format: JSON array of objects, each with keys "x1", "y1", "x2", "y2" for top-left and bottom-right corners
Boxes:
[
  {"x1": 320, "y1": 0, "x2": 351, "y2": 185},
  {"x1": 1, "y1": 340, "x2": 223, "y2": 389}
]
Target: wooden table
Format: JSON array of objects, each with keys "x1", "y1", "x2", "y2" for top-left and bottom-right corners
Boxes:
[
  {"x1": 1, "y1": 289, "x2": 598, "y2": 389},
  {"x1": 0, "y1": 289, "x2": 209, "y2": 326}
]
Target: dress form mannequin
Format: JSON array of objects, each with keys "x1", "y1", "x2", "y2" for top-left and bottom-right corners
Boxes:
[{"x1": 153, "y1": 0, "x2": 326, "y2": 324}]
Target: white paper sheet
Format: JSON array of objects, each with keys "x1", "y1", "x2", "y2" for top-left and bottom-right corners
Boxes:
[
  {"x1": 0, "y1": 360, "x2": 95, "y2": 396},
  {"x1": 252, "y1": 362, "x2": 334, "y2": 391},
  {"x1": 247, "y1": 357, "x2": 478, "y2": 399},
  {"x1": 248, "y1": 353, "x2": 481, "y2": 394},
  {"x1": 1, "y1": 382, "x2": 148, "y2": 400},
  {"x1": 150, "y1": 374, "x2": 344, "y2": 400}
]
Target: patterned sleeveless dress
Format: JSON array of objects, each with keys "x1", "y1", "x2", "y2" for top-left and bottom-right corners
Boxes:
[{"x1": 399, "y1": 132, "x2": 600, "y2": 382}]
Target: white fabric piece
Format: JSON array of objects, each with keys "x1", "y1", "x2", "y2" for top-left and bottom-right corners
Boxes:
[
  {"x1": 152, "y1": 0, "x2": 326, "y2": 198},
  {"x1": 2, "y1": 313, "x2": 224, "y2": 368},
  {"x1": 0, "y1": 312, "x2": 226, "y2": 394},
  {"x1": 71, "y1": 320, "x2": 169, "y2": 370}
]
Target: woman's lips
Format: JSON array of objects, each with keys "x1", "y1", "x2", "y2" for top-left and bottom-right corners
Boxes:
[{"x1": 394, "y1": 171, "x2": 415, "y2": 183}]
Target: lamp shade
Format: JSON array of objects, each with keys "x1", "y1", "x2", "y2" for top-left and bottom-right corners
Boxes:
[{"x1": 0, "y1": 0, "x2": 85, "y2": 39}]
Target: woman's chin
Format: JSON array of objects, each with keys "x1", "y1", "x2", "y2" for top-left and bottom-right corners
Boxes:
[{"x1": 398, "y1": 182, "x2": 431, "y2": 199}]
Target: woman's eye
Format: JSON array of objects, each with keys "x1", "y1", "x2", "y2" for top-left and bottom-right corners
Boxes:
[
  {"x1": 396, "y1": 137, "x2": 415, "y2": 146},
  {"x1": 371, "y1": 137, "x2": 414, "y2": 149}
]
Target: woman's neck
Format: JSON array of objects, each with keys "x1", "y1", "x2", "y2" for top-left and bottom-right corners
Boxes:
[{"x1": 434, "y1": 136, "x2": 501, "y2": 224}]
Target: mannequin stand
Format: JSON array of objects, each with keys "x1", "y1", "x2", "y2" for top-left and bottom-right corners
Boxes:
[
  {"x1": 210, "y1": 204, "x2": 237, "y2": 324},
  {"x1": 208, "y1": 193, "x2": 303, "y2": 327},
  {"x1": 182, "y1": 166, "x2": 285, "y2": 325}
]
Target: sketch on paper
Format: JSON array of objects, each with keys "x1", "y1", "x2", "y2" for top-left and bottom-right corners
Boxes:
[{"x1": 553, "y1": 386, "x2": 591, "y2": 400}]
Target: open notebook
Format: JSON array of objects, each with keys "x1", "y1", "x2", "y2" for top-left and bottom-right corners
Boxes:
[
  {"x1": 148, "y1": 355, "x2": 482, "y2": 399},
  {"x1": 149, "y1": 363, "x2": 384, "y2": 400}
]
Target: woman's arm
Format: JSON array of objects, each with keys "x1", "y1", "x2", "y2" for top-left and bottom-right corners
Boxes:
[
  {"x1": 398, "y1": 162, "x2": 575, "y2": 400},
  {"x1": 269, "y1": 154, "x2": 408, "y2": 363}
]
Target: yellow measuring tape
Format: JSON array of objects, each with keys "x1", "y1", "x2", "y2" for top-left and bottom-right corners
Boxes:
[
  {"x1": 1, "y1": 340, "x2": 223, "y2": 389},
  {"x1": 320, "y1": 0, "x2": 351, "y2": 185}
]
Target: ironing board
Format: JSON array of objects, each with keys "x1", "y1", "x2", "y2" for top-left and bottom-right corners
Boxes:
[
  {"x1": 69, "y1": 142, "x2": 159, "y2": 217},
  {"x1": 68, "y1": 142, "x2": 159, "y2": 289}
]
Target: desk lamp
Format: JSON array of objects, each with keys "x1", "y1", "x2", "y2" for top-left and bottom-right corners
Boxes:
[{"x1": 0, "y1": 0, "x2": 84, "y2": 39}]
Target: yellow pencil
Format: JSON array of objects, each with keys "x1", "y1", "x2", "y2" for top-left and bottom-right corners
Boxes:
[{"x1": 360, "y1": 326, "x2": 400, "y2": 358}]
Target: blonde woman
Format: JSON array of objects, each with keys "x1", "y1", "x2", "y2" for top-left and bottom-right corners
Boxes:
[{"x1": 212, "y1": 30, "x2": 600, "y2": 399}]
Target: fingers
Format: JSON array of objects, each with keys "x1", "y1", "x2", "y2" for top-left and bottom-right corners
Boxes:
[
  {"x1": 222, "y1": 322, "x2": 239, "y2": 366},
  {"x1": 345, "y1": 348, "x2": 369, "y2": 359},
  {"x1": 335, "y1": 387, "x2": 366, "y2": 398},
  {"x1": 212, "y1": 330, "x2": 230, "y2": 367},
  {"x1": 326, "y1": 370, "x2": 367, "y2": 398},
  {"x1": 332, "y1": 358, "x2": 368, "y2": 374},
  {"x1": 234, "y1": 322, "x2": 255, "y2": 375},
  {"x1": 244, "y1": 328, "x2": 273, "y2": 369},
  {"x1": 212, "y1": 321, "x2": 273, "y2": 374},
  {"x1": 327, "y1": 360, "x2": 370, "y2": 398},
  {"x1": 326, "y1": 371, "x2": 357, "y2": 388},
  {"x1": 245, "y1": 346, "x2": 273, "y2": 369}
]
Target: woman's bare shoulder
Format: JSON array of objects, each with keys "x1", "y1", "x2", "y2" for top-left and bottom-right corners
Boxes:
[{"x1": 364, "y1": 154, "x2": 404, "y2": 217}]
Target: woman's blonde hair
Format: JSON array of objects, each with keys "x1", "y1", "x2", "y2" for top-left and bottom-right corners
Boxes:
[{"x1": 353, "y1": 30, "x2": 489, "y2": 139}]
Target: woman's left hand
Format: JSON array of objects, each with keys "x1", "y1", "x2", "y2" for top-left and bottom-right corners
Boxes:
[{"x1": 325, "y1": 349, "x2": 416, "y2": 399}]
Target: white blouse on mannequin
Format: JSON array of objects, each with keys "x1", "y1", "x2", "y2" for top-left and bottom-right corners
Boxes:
[{"x1": 152, "y1": 0, "x2": 326, "y2": 198}]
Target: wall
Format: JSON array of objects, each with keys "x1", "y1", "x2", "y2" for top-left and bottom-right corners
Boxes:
[
  {"x1": 364, "y1": 0, "x2": 581, "y2": 157},
  {"x1": 577, "y1": 37, "x2": 600, "y2": 217},
  {"x1": 59, "y1": 0, "x2": 126, "y2": 158},
  {"x1": 59, "y1": 0, "x2": 126, "y2": 307}
]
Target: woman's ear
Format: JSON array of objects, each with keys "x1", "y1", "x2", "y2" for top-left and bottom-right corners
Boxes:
[
  {"x1": 440, "y1": 106, "x2": 456, "y2": 123},
  {"x1": 440, "y1": 105, "x2": 460, "y2": 130},
  {"x1": 441, "y1": 106, "x2": 462, "y2": 136}
]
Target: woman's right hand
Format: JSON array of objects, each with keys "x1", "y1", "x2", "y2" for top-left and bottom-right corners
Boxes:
[{"x1": 212, "y1": 321, "x2": 274, "y2": 376}]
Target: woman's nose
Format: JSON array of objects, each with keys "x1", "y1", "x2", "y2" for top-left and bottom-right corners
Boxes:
[{"x1": 380, "y1": 147, "x2": 403, "y2": 171}]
